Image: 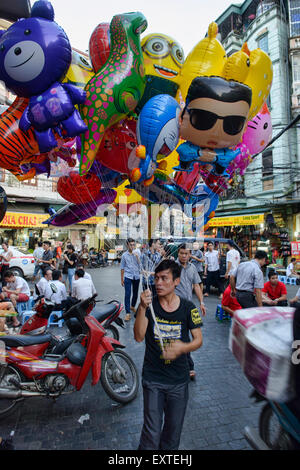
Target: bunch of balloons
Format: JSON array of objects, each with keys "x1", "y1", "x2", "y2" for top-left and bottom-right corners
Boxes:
[{"x1": 0, "y1": 0, "x2": 274, "y2": 230}]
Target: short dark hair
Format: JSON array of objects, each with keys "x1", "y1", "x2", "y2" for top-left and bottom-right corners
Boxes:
[
  {"x1": 155, "y1": 259, "x2": 182, "y2": 280},
  {"x1": 178, "y1": 243, "x2": 191, "y2": 252},
  {"x1": 43, "y1": 240, "x2": 51, "y2": 246},
  {"x1": 149, "y1": 239, "x2": 159, "y2": 247},
  {"x1": 227, "y1": 240, "x2": 234, "y2": 247},
  {"x1": 42, "y1": 267, "x2": 52, "y2": 277},
  {"x1": 207, "y1": 242, "x2": 214, "y2": 246},
  {"x1": 254, "y1": 250, "x2": 268, "y2": 260},
  {"x1": 38, "y1": 241, "x2": 43, "y2": 247},
  {"x1": 268, "y1": 270, "x2": 278, "y2": 280},
  {"x1": 75, "y1": 268, "x2": 85, "y2": 278},
  {"x1": 52, "y1": 269, "x2": 62, "y2": 281},
  {"x1": 186, "y1": 76, "x2": 252, "y2": 107},
  {"x1": 4, "y1": 270, "x2": 14, "y2": 279},
  {"x1": 67, "y1": 244, "x2": 75, "y2": 251},
  {"x1": 291, "y1": 258, "x2": 296, "y2": 262},
  {"x1": 127, "y1": 238, "x2": 135, "y2": 244}
]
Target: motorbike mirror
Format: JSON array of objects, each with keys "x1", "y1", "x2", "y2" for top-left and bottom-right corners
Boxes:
[{"x1": 50, "y1": 283, "x2": 58, "y2": 293}]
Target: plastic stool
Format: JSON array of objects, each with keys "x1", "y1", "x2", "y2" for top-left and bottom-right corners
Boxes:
[
  {"x1": 17, "y1": 302, "x2": 29, "y2": 315},
  {"x1": 289, "y1": 277, "x2": 297, "y2": 286},
  {"x1": 20, "y1": 310, "x2": 35, "y2": 325},
  {"x1": 48, "y1": 311, "x2": 63, "y2": 328},
  {"x1": 278, "y1": 275, "x2": 287, "y2": 283},
  {"x1": 215, "y1": 304, "x2": 231, "y2": 322}
]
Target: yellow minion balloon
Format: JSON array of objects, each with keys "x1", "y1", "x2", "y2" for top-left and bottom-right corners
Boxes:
[
  {"x1": 136, "y1": 33, "x2": 185, "y2": 111},
  {"x1": 141, "y1": 33, "x2": 184, "y2": 83}
]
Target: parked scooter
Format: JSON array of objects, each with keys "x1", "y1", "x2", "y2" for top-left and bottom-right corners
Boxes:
[
  {"x1": 244, "y1": 389, "x2": 300, "y2": 450},
  {"x1": 0, "y1": 294, "x2": 139, "y2": 418},
  {"x1": 21, "y1": 295, "x2": 125, "y2": 341}
]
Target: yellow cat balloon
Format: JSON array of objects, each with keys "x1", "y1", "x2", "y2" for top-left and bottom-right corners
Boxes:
[{"x1": 223, "y1": 43, "x2": 273, "y2": 120}]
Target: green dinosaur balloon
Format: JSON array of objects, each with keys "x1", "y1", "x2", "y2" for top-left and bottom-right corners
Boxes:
[{"x1": 79, "y1": 12, "x2": 147, "y2": 175}]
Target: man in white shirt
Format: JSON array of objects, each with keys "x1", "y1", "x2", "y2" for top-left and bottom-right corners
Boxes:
[
  {"x1": 34, "y1": 268, "x2": 53, "y2": 301},
  {"x1": 0, "y1": 270, "x2": 31, "y2": 326},
  {"x1": 71, "y1": 264, "x2": 92, "y2": 284},
  {"x1": 286, "y1": 258, "x2": 299, "y2": 279},
  {"x1": 51, "y1": 269, "x2": 68, "y2": 309},
  {"x1": 72, "y1": 268, "x2": 96, "y2": 301},
  {"x1": 225, "y1": 241, "x2": 240, "y2": 279},
  {"x1": 204, "y1": 242, "x2": 223, "y2": 298}
]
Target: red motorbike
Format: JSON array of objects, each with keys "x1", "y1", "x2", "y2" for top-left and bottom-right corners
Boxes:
[
  {"x1": 0, "y1": 294, "x2": 139, "y2": 418},
  {"x1": 21, "y1": 295, "x2": 125, "y2": 341}
]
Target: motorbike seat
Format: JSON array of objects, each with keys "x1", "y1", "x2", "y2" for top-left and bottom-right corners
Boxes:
[
  {"x1": 91, "y1": 303, "x2": 117, "y2": 323},
  {"x1": 0, "y1": 334, "x2": 52, "y2": 348}
]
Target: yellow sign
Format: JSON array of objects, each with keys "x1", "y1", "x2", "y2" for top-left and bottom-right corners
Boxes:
[
  {"x1": 0, "y1": 212, "x2": 106, "y2": 228},
  {"x1": 207, "y1": 214, "x2": 264, "y2": 227}
]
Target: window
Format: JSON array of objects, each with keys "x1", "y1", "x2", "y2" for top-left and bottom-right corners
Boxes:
[
  {"x1": 257, "y1": 33, "x2": 269, "y2": 53},
  {"x1": 292, "y1": 54, "x2": 300, "y2": 83},
  {"x1": 0, "y1": 169, "x2": 5, "y2": 182},
  {"x1": 262, "y1": 149, "x2": 273, "y2": 177},
  {"x1": 23, "y1": 177, "x2": 37, "y2": 187},
  {"x1": 290, "y1": 0, "x2": 300, "y2": 37}
]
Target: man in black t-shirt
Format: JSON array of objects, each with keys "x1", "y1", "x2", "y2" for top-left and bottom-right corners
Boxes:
[{"x1": 134, "y1": 259, "x2": 203, "y2": 450}]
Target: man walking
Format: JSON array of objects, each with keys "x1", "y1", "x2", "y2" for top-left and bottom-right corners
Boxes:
[
  {"x1": 175, "y1": 244, "x2": 206, "y2": 379},
  {"x1": 230, "y1": 250, "x2": 268, "y2": 308},
  {"x1": 134, "y1": 259, "x2": 203, "y2": 450},
  {"x1": 190, "y1": 241, "x2": 204, "y2": 292},
  {"x1": 141, "y1": 239, "x2": 161, "y2": 296},
  {"x1": 225, "y1": 241, "x2": 240, "y2": 280},
  {"x1": 120, "y1": 238, "x2": 141, "y2": 321},
  {"x1": 204, "y1": 242, "x2": 223, "y2": 298}
]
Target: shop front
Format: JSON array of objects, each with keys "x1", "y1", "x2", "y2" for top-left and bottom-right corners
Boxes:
[
  {"x1": 206, "y1": 212, "x2": 291, "y2": 263},
  {"x1": 0, "y1": 211, "x2": 106, "y2": 251}
]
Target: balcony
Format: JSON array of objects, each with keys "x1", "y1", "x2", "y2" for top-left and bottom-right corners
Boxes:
[{"x1": 0, "y1": 170, "x2": 66, "y2": 204}]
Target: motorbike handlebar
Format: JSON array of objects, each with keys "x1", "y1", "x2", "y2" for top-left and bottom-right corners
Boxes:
[{"x1": 62, "y1": 294, "x2": 98, "y2": 328}]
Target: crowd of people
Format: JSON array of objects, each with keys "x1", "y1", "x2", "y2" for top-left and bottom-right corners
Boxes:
[
  {"x1": 1, "y1": 235, "x2": 299, "y2": 451},
  {"x1": 0, "y1": 240, "x2": 99, "y2": 333},
  {"x1": 119, "y1": 237, "x2": 300, "y2": 450}
]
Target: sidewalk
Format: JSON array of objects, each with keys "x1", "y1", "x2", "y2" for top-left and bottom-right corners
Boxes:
[{"x1": 0, "y1": 264, "x2": 298, "y2": 450}]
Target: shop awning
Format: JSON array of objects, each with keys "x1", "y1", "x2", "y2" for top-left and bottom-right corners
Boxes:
[
  {"x1": 207, "y1": 213, "x2": 264, "y2": 227},
  {"x1": 0, "y1": 212, "x2": 106, "y2": 228}
]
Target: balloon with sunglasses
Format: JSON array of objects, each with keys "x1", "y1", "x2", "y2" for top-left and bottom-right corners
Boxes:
[{"x1": 175, "y1": 75, "x2": 252, "y2": 176}]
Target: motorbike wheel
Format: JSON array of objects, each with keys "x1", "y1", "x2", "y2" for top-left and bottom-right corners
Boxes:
[
  {"x1": 259, "y1": 403, "x2": 293, "y2": 450},
  {"x1": 101, "y1": 349, "x2": 139, "y2": 404},
  {"x1": 0, "y1": 365, "x2": 24, "y2": 418},
  {"x1": 105, "y1": 325, "x2": 119, "y2": 341}
]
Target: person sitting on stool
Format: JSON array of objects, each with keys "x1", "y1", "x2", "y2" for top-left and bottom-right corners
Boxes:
[{"x1": 262, "y1": 270, "x2": 288, "y2": 307}]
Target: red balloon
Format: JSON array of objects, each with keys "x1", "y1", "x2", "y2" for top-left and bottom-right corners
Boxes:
[
  {"x1": 89, "y1": 23, "x2": 110, "y2": 73},
  {"x1": 95, "y1": 119, "x2": 139, "y2": 175},
  {"x1": 57, "y1": 171, "x2": 102, "y2": 204}
]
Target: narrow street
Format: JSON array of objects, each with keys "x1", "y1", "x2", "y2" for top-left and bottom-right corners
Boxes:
[{"x1": 1, "y1": 264, "x2": 297, "y2": 450}]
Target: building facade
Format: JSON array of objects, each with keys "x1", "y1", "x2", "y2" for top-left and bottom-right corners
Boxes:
[{"x1": 209, "y1": 0, "x2": 300, "y2": 260}]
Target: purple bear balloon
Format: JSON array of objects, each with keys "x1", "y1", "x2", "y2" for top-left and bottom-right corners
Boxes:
[{"x1": 0, "y1": 0, "x2": 87, "y2": 153}]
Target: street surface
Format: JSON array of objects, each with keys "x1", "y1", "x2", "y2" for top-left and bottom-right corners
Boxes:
[{"x1": 0, "y1": 264, "x2": 298, "y2": 450}]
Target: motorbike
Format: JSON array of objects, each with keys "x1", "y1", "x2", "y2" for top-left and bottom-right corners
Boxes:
[
  {"x1": 20, "y1": 294, "x2": 125, "y2": 341},
  {"x1": 0, "y1": 294, "x2": 139, "y2": 418},
  {"x1": 244, "y1": 389, "x2": 300, "y2": 450}
]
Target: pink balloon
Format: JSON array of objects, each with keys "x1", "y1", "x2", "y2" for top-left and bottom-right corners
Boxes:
[{"x1": 228, "y1": 103, "x2": 272, "y2": 177}]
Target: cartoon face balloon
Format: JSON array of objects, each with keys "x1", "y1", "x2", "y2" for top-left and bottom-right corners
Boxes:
[
  {"x1": 180, "y1": 76, "x2": 252, "y2": 149},
  {"x1": 141, "y1": 33, "x2": 184, "y2": 84},
  {"x1": 243, "y1": 103, "x2": 272, "y2": 155},
  {"x1": 0, "y1": 1, "x2": 71, "y2": 97}
]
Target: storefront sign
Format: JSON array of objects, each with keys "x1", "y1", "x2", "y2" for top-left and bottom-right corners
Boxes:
[
  {"x1": 291, "y1": 241, "x2": 300, "y2": 256},
  {"x1": 0, "y1": 212, "x2": 106, "y2": 228},
  {"x1": 207, "y1": 213, "x2": 264, "y2": 227}
]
